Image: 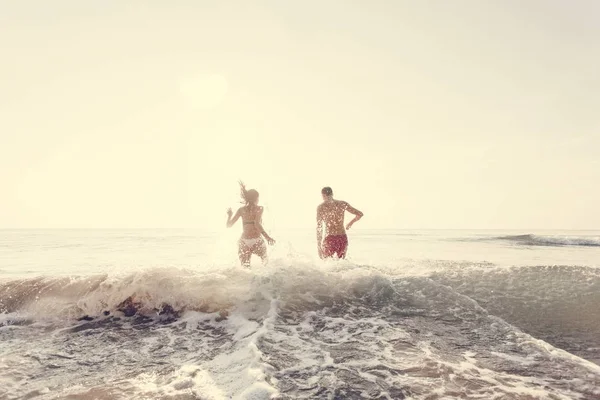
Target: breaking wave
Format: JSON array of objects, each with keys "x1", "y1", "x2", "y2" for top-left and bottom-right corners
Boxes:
[{"x1": 2, "y1": 262, "x2": 600, "y2": 399}]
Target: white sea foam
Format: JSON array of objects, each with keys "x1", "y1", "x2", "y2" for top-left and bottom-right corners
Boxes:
[{"x1": 2, "y1": 230, "x2": 600, "y2": 399}]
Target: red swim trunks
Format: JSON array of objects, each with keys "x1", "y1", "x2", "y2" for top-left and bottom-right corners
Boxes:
[{"x1": 322, "y1": 235, "x2": 348, "y2": 259}]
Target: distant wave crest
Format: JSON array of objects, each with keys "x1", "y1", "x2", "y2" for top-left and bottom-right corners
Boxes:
[{"x1": 493, "y1": 234, "x2": 600, "y2": 247}]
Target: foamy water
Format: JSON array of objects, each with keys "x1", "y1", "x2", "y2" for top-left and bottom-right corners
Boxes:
[{"x1": 1, "y1": 229, "x2": 600, "y2": 399}]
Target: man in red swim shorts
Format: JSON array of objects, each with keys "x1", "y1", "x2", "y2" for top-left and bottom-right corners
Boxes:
[{"x1": 316, "y1": 187, "x2": 364, "y2": 259}]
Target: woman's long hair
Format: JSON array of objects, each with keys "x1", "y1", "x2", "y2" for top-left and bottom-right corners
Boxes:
[{"x1": 239, "y1": 181, "x2": 259, "y2": 206}]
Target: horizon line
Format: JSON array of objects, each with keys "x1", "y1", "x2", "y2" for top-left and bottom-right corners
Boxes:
[{"x1": 0, "y1": 228, "x2": 598, "y2": 231}]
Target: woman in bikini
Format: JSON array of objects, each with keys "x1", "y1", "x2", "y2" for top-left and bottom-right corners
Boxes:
[{"x1": 226, "y1": 182, "x2": 276, "y2": 267}]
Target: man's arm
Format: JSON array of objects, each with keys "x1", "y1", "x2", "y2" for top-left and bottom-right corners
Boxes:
[
  {"x1": 316, "y1": 205, "x2": 324, "y2": 258},
  {"x1": 226, "y1": 208, "x2": 241, "y2": 228},
  {"x1": 344, "y1": 203, "x2": 363, "y2": 230}
]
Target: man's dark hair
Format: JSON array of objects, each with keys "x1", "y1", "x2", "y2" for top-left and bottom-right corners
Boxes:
[{"x1": 321, "y1": 186, "x2": 333, "y2": 196}]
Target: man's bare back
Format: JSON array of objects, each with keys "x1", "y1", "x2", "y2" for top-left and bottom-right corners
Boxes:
[
  {"x1": 316, "y1": 187, "x2": 363, "y2": 259},
  {"x1": 317, "y1": 200, "x2": 352, "y2": 236}
]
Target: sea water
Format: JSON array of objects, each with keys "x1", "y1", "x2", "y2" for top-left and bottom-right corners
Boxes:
[{"x1": 1, "y1": 229, "x2": 600, "y2": 399}]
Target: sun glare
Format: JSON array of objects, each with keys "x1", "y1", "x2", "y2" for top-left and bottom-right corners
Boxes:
[{"x1": 179, "y1": 74, "x2": 229, "y2": 110}]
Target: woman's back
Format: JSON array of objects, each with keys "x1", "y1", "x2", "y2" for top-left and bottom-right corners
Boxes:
[{"x1": 240, "y1": 205, "x2": 263, "y2": 238}]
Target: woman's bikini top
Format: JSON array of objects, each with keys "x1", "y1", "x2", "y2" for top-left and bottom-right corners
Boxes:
[{"x1": 242, "y1": 206, "x2": 260, "y2": 225}]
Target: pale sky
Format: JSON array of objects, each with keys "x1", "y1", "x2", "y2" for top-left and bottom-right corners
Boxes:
[{"x1": 1, "y1": 0, "x2": 599, "y2": 230}]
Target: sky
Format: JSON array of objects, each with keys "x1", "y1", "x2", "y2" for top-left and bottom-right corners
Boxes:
[{"x1": 1, "y1": 0, "x2": 599, "y2": 230}]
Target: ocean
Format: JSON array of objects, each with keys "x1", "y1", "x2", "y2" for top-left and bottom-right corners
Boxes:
[{"x1": 1, "y1": 229, "x2": 599, "y2": 399}]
